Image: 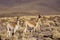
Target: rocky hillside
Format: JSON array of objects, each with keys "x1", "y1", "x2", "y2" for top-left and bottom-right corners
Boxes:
[{"x1": 0, "y1": 0, "x2": 60, "y2": 16}]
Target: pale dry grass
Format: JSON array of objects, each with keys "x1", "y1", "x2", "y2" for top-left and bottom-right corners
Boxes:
[{"x1": 0, "y1": 15, "x2": 60, "y2": 40}]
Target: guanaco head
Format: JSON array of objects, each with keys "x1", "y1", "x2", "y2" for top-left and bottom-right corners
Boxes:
[
  {"x1": 16, "y1": 16, "x2": 20, "y2": 21},
  {"x1": 38, "y1": 15, "x2": 41, "y2": 18}
]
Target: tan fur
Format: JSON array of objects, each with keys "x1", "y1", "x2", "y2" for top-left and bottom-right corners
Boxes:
[
  {"x1": 28, "y1": 21, "x2": 37, "y2": 26},
  {"x1": 9, "y1": 22, "x2": 17, "y2": 28}
]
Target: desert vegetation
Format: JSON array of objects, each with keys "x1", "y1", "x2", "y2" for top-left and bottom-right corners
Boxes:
[{"x1": 0, "y1": 15, "x2": 60, "y2": 40}]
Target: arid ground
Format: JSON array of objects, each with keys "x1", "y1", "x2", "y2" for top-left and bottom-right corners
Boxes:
[
  {"x1": 0, "y1": 15, "x2": 60, "y2": 40},
  {"x1": 0, "y1": 0, "x2": 60, "y2": 40}
]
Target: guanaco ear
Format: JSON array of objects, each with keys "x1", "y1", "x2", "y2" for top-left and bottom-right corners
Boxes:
[
  {"x1": 16, "y1": 16, "x2": 20, "y2": 21},
  {"x1": 38, "y1": 15, "x2": 41, "y2": 18}
]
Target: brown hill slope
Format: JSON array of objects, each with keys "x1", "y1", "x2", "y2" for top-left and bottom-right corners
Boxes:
[{"x1": 0, "y1": 0, "x2": 60, "y2": 17}]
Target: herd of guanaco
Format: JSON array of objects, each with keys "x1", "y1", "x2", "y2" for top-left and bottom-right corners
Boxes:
[{"x1": 6, "y1": 15, "x2": 41, "y2": 37}]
